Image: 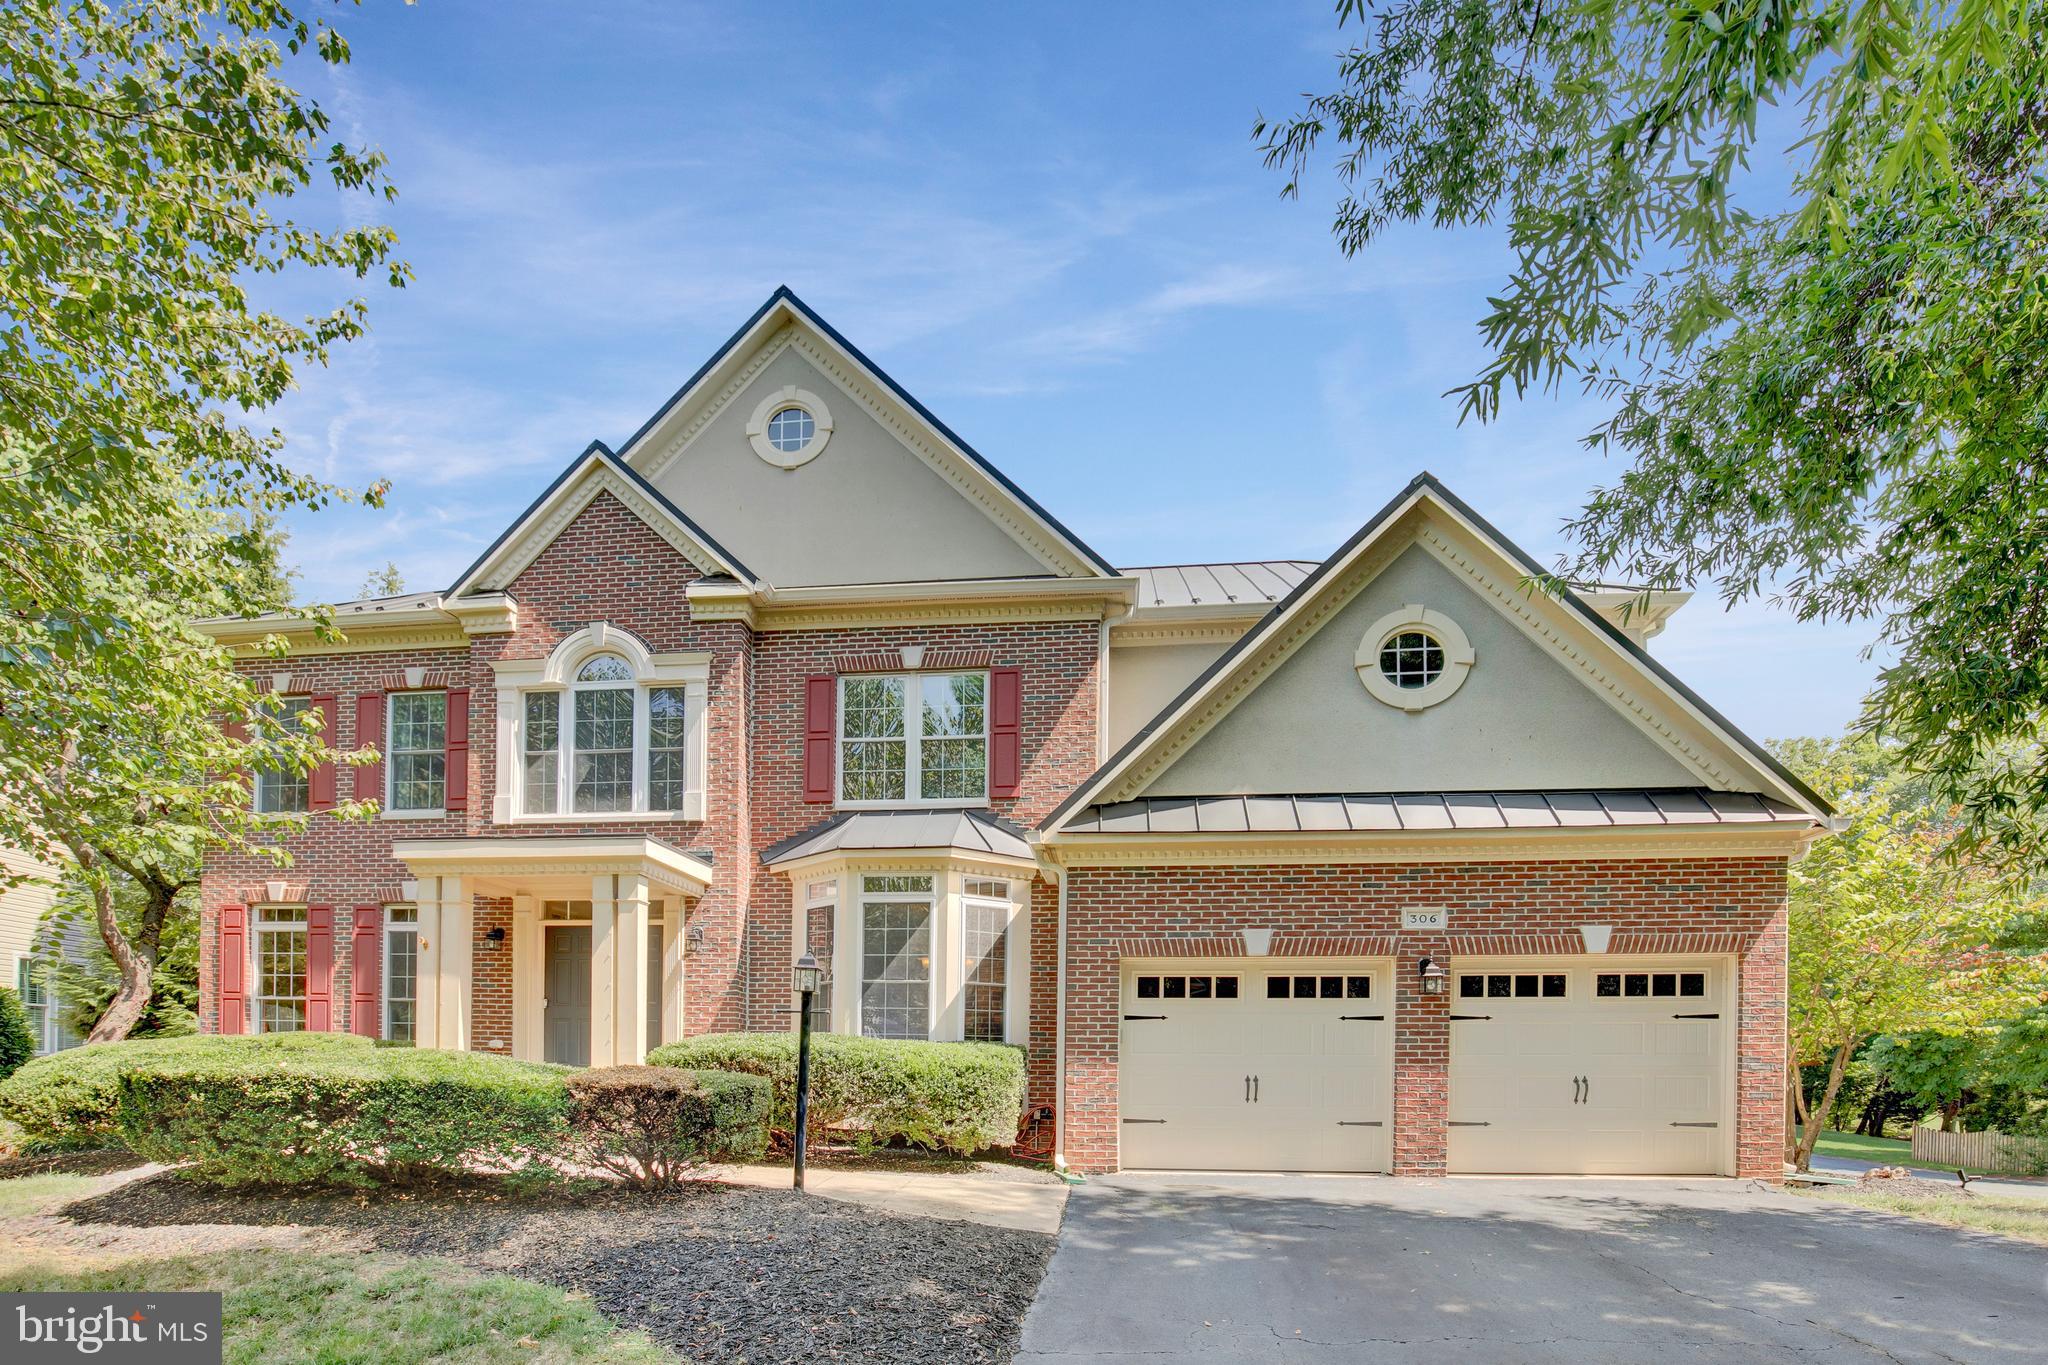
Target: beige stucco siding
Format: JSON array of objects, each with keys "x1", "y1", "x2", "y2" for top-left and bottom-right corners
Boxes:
[
  {"x1": 646, "y1": 348, "x2": 1052, "y2": 586},
  {"x1": 1106, "y1": 640, "x2": 1235, "y2": 752},
  {"x1": 1140, "y1": 543, "x2": 1701, "y2": 796},
  {"x1": 0, "y1": 845, "x2": 60, "y2": 984}
]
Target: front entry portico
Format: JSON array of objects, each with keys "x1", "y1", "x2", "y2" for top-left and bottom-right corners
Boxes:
[{"x1": 391, "y1": 835, "x2": 713, "y2": 1065}]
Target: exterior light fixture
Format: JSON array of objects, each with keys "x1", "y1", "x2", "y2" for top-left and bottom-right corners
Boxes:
[
  {"x1": 792, "y1": 952, "x2": 822, "y2": 1191},
  {"x1": 484, "y1": 926, "x2": 507, "y2": 943},
  {"x1": 1417, "y1": 957, "x2": 1449, "y2": 995}
]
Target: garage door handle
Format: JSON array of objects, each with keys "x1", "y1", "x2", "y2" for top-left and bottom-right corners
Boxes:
[
  {"x1": 1123, "y1": 1014, "x2": 1169, "y2": 1021},
  {"x1": 1672, "y1": 1012, "x2": 1719, "y2": 1019},
  {"x1": 1252, "y1": 1075, "x2": 1259, "y2": 1103},
  {"x1": 1339, "y1": 1014, "x2": 1383, "y2": 1021},
  {"x1": 1670, "y1": 1121, "x2": 1718, "y2": 1128},
  {"x1": 1337, "y1": 1120, "x2": 1382, "y2": 1127},
  {"x1": 1244, "y1": 1074, "x2": 1252, "y2": 1103},
  {"x1": 1573, "y1": 1076, "x2": 1584, "y2": 1104}
]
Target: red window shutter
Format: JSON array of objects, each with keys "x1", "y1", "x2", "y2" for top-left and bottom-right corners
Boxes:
[
  {"x1": 350, "y1": 906, "x2": 382, "y2": 1039},
  {"x1": 803, "y1": 675, "x2": 836, "y2": 803},
  {"x1": 218, "y1": 905, "x2": 247, "y2": 1035},
  {"x1": 308, "y1": 694, "x2": 338, "y2": 811},
  {"x1": 354, "y1": 692, "x2": 384, "y2": 802},
  {"x1": 990, "y1": 667, "x2": 1022, "y2": 799},
  {"x1": 444, "y1": 687, "x2": 471, "y2": 812},
  {"x1": 306, "y1": 904, "x2": 334, "y2": 1031},
  {"x1": 224, "y1": 714, "x2": 250, "y2": 789}
]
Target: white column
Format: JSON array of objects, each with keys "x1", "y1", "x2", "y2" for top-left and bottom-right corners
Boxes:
[
  {"x1": 438, "y1": 876, "x2": 471, "y2": 1051},
  {"x1": 511, "y1": 895, "x2": 542, "y2": 1061},
  {"x1": 614, "y1": 874, "x2": 651, "y2": 1064},
  {"x1": 833, "y1": 883, "x2": 861, "y2": 1036},
  {"x1": 660, "y1": 899, "x2": 686, "y2": 1047},
  {"x1": 933, "y1": 867, "x2": 963, "y2": 1042},
  {"x1": 589, "y1": 874, "x2": 618, "y2": 1067},
  {"x1": 415, "y1": 886, "x2": 443, "y2": 1050}
]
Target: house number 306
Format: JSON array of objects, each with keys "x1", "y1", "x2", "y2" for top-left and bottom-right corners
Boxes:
[{"x1": 1401, "y1": 907, "x2": 1447, "y2": 931}]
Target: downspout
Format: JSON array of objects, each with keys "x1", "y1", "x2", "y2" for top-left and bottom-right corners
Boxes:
[{"x1": 1033, "y1": 840, "x2": 1071, "y2": 1173}]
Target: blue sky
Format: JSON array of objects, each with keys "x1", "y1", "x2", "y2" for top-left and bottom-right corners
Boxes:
[{"x1": 265, "y1": 0, "x2": 1878, "y2": 742}]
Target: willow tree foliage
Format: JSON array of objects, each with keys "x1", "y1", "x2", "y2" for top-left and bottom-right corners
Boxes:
[
  {"x1": 1262, "y1": 0, "x2": 2048, "y2": 871},
  {"x1": 1, "y1": 1, "x2": 401, "y2": 1037}
]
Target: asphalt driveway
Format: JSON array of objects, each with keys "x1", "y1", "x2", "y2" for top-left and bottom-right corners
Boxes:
[{"x1": 1017, "y1": 1173, "x2": 2048, "y2": 1362}]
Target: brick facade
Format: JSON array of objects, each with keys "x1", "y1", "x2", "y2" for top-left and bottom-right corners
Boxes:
[
  {"x1": 1057, "y1": 857, "x2": 1790, "y2": 1177},
  {"x1": 198, "y1": 485, "x2": 1798, "y2": 1183}
]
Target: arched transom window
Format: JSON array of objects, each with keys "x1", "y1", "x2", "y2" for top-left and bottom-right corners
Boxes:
[{"x1": 506, "y1": 633, "x2": 706, "y2": 820}]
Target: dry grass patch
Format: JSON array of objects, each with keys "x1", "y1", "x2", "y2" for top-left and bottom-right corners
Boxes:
[{"x1": 1797, "y1": 1187, "x2": 2048, "y2": 1245}]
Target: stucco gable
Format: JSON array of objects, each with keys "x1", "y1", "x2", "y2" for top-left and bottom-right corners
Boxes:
[
  {"x1": 618, "y1": 288, "x2": 1114, "y2": 587},
  {"x1": 1046, "y1": 474, "x2": 1830, "y2": 830}
]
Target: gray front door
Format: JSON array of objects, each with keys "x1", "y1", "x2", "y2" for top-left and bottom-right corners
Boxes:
[{"x1": 545, "y1": 926, "x2": 592, "y2": 1067}]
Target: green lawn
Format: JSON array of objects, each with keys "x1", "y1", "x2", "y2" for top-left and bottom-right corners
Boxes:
[
  {"x1": 1794, "y1": 1187, "x2": 2048, "y2": 1246},
  {"x1": 1799, "y1": 1128, "x2": 1975, "y2": 1174},
  {"x1": 0, "y1": 1251, "x2": 672, "y2": 1364}
]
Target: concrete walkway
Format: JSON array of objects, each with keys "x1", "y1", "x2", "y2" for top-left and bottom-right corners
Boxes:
[
  {"x1": 1019, "y1": 1173, "x2": 2048, "y2": 1362},
  {"x1": 716, "y1": 1163, "x2": 1067, "y2": 1233}
]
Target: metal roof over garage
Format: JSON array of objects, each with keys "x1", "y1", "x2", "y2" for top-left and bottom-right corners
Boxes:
[
  {"x1": 1061, "y1": 788, "x2": 1815, "y2": 835},
  {"x1": 1123, "y1": 561, "x2": 1318, "y2": 611}
]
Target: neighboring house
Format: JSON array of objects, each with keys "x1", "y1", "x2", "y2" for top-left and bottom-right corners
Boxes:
[
  {"x1": 0, "y1": 845, "x2": 80, "y2": 1054},
  {"x1": 196, "y1": 287, "x2": 1830, "y2": 1178}
]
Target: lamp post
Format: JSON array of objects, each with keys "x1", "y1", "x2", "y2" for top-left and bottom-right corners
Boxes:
[{"x1": 792, "y1": 951, "x2": 822, "y2": 1191}]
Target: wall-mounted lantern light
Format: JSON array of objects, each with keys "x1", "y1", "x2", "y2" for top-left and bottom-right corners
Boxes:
[{"x1": 1417, "y1": 957, "x2": 1449, "y2": 995}]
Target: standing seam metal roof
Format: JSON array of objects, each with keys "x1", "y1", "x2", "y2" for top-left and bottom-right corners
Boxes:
[
  {"x1": 1123, "y1": 561, "x2": 1318, "y2": 610},
  {"x1": 1061, "y1": 789, "x2": 1814, "y2": 835}
]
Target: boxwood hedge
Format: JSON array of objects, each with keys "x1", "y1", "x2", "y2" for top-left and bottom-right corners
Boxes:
[
  {"x1": 566, "y1": 1065, "x2": 769, "y2": 1186},
  {"x1": 647, "y1": 1032, "x2": 1025, "y2": 1155}
]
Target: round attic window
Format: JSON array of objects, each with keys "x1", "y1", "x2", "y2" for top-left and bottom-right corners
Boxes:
[
  {"x1": 746, "y1": 385, "x2": 834, "y2": 468},
  {"x1": 1355, "y1": 606, "x2": 1474, "y2": 712}
]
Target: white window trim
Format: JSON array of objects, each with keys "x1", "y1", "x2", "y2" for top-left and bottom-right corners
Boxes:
[
  {"x1": 853, "y1": 873, "x2": 938, "y2": 1042},
  {"x1": 1353, "y1": 605, "x2": 1475, "y2": 712},
  {"x1": 249, "y1": 903, "x2": 309, "y2": 1035},
  {"x1": 383, "y1": 908, "x2": 418, "y2": 1043},
  {"x1": 744, "y1": 384, "x2": 835, "y2": 468},
  {"x1": 385, "y1": 690, "x2": 448, "y2": 818},
  {"x1": 961, "y1": 887, "x2": 1020, "y2": 1045},
  {"x1": 835, "y1": 671, "x2": 990, "y2": 810},
  {"x1": 252, "y1": 694, "x2": 313, "y2": 815},
  {"x1": 11, "y1": 951, "x2": 57, "y2": 1055},
  {"x1": 490, "y1": 627, "x2": 710, "y2": 824}
]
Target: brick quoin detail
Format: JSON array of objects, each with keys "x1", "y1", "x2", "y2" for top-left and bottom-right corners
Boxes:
[{"x1": 1059, "y1": 857, "x2": 1790, "y2": 1179}]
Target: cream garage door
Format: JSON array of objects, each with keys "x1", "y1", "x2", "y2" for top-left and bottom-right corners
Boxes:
[
  {"x1": 1449, "y1": 959, "x2": 1730, "y2": 1175},
  {"x1": 1119, "y1": 960, "x2": 1391, "y2": 1172}
]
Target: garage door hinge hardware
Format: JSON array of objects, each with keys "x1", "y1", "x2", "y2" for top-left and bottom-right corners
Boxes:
[
  {"x1": 1123, "y1": 1014, "x2": 1168, "y2": 1021},
  {"x1": 1448, "y1": 1121, "x2": 1491, "y2": 1127},
  {"x1": 1339, "y1": 1014, "x2": 1384, "y2": 1021},
  {"x1": 1672, "y1": 1012, "x2": 1719, "y2": 1019},
  {"x1": 1121, "y1": 1118, "x2": 1167, "y2": 1124},
  {"x1": 1449, "y1": 1014, "x2": 1492, "y2": 1021},
  {"x1": 1337, "y1": 1121, "x2": 1383, "y2": 1127},
  {"x1": 1670, "y1": 1121, "x2": 1718, "y2": 1128}
]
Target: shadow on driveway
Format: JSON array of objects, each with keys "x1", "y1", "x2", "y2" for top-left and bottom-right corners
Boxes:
[{"x1": 1018, "y1": 1173, "x2": 2047, "y2": 1362}]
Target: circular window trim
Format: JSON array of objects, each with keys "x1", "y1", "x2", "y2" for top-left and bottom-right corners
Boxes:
[
  {"x1": 1354, "y1": 605, "x2": 1475, "y2": 712},
  {"x1": 745, "y1": 385, "x2": 835, "y2": 468}
]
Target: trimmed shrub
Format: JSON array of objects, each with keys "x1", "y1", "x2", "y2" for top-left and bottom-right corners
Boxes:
[
  {"x1": 0, "y1": 1032, "x2": 370, "y2": 1150},
  {"x1": 114, "y1": 1041, "x2": 573, "y2": 1187},
  {"x1": 0, "y1": 987, "x2": 35, "y2": 1082},
  {"x1": 566, "y1": 1065, "x2": 769, "y2": 1186},
  {"x1": 648, "y1": 1032, "x2": 1025, "y2": 1155}
]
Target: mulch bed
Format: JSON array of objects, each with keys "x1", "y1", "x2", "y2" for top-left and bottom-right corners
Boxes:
[{"x1": 63, "y1": 1171, "x2": 1054, "y2": 1363}]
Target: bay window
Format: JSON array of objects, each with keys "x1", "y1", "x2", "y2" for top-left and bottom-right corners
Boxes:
[
  {"x1": 838, "y1": 672, "x2": 987, "y2": 806},
  {"x1": 962, "y1": 878, "x2": 1010, "y2": 1043},
  {"x1": 254, "y1": 905, "x2": 308, "y2": 1033},
  {"x1": 388, "y1": 692, "x2": 447, "y2": 813}
]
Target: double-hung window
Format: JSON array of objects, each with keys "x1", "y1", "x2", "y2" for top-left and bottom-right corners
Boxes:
[
  {"x1": 14, "y1": 956, "x2": 50, "y2": 1054},
  {"x1": 802, "y1": 879, "x2": 837, "y2": 1033},
  {"x1": 838, "y1": 673, "x2": 987, "y2": 805},
  {"x1": 384, "y1": 906, "x2": 418, "y2": 1043},
  {"x1": 859, "y1": 875, "x2": 933, "y2": 1039},
  {"x1": 254, "y1": 906, "x2": 308, "y2": 1033},
  {"x1": 253, "y1": 696, "x2": 312, "y2": 814},
  {"x1": 519, "y1": 654, "x2": 690, "y2": 816},
  {"x1": 388, "y1": 692, "x2": 447, "y2": 813}
]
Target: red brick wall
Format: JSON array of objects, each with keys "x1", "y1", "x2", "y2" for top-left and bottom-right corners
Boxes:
[
  {"x1": 744, "y1": 619, "x2": 1099, "y2": 1032},
  {"x1": 1058, "y1": 856, "x2": 1790, "y2": 1177},
  {"x1": 200, "y1": 491, "x2": 1102, "y2": 1066}
]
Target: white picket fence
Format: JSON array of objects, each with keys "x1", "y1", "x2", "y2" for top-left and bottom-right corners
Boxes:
[{"x1": 1911, "y1": 1126, "x2": 2048, "y2": 1176}]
